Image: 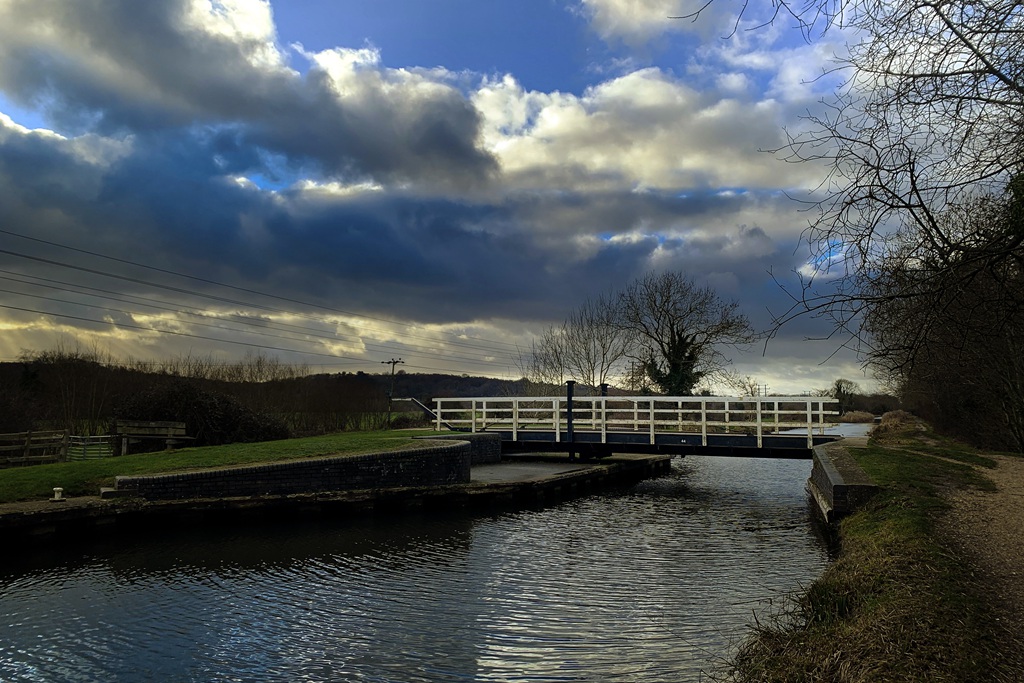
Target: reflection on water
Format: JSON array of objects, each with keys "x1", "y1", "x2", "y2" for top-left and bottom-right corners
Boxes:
[{"x1": 0, "y1": 457, "x2": 829, "y2": 682}]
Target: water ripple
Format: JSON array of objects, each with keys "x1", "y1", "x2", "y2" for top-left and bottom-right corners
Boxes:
[{"x1": 0, "y1": 456, "x2": 827, "y2": 682}]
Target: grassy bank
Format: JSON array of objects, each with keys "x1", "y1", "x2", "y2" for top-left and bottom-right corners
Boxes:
[
  {"x1": 720, "y1": 425, "x2": 1015, "y2": 682},
  {"x1": 0, "y1": 430, "x2": 436, "y2": 503}
]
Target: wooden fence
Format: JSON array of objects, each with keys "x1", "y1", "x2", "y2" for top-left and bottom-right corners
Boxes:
[{"x1": 0, "y1": 430, "x2": 69, "y2": 468}]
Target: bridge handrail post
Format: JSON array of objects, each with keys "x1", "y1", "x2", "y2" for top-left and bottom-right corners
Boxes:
[
  {"x1": 649, "y1": 400, "x2": 656, "y2": 445},
  {"x1": 471, "y1": 400, "x2": 478, "y2": 433},
  {"x1": 553, "y1": 399, "x2": 560, "y2": 442},
  {"x1": 513, "y1": 399, "x2": 519, "y2": 440},
  {"x1": 806, "y1": 399, "x2": 813, "y2": 448},
  {"x1": 701, "y1": 399, "x2": 707, "y2": 447},
  {"x1": 756, "y1": 399, "x2": 763, "y2": 448},
  {"x1": 435, "y1": 399, "x2": 441, "y2": 431},
  {"x1": 601, "y1": 397, "x2": 607, "y2": 444}
]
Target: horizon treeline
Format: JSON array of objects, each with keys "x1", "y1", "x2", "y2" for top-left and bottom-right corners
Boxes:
[{"x1": 0, "y1": 346, "x2": 541, "y2": 440}]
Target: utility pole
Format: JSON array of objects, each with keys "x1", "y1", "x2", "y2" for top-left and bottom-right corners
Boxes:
[{"x1": 381, "y1": 358, "x2": 404, "y2": 426}]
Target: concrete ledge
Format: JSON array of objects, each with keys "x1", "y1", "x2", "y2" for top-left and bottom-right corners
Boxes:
[
  {"x1": 808, "y1": 439, "x2": 878, "y2": 523},
  {"x1": 1, "y1": 452, "x2": 671, "y2": 543}
]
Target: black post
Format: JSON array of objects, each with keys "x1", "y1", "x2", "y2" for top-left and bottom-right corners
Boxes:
[
  {"x1": 381, "y1": 358, "x2": 404, "y2": 427},
  {"x1": 565, "y1": 380, "x2": 576, "y2": 460},
  {"x1": 600, "y1": 383, "x2": 608, "y2": 397}
]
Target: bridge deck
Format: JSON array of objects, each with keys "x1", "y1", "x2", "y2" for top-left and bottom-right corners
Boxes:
[{"x1": 499, "y1": 429, "x2": 835, "y2": 459}]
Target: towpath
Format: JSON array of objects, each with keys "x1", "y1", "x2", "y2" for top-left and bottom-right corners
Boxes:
[{"x1": 944, "y1": 454, "x2": 1024, "y2": 678}]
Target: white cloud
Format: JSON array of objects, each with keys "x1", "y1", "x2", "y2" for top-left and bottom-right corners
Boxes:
[
  {"x1": 578, "y1": 0, "x2": 688, "y2": 44},
  {"x1": 474, "y1": 69, "x2": 822, "y2": 193}
]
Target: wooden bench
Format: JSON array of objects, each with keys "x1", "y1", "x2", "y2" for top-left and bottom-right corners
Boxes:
[
  {"x1": 0, "y1": 430, "x2": 69, "y2": 468},
  {"x1": 115, "y1": 420, "x2": 193, "y2": 455}
]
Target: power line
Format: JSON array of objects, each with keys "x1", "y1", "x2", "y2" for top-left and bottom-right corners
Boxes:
[
  {"x1": 0, "y1": 302, "x2": 370, "y2": 362},
  {"x1": 0, "y1": 248, "x2": 522, "y2": 361},
  {"x1": 0, "y1": 275, "x2": 512, "y2": 369},
  {"x1": 0, "y1": 228, "x2": 522, "y2": 352}
]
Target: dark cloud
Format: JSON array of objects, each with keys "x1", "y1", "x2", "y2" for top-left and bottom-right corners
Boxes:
[
  {"x1": 0, "y1": 0, "x2": 866, "y2": 388},
  {"x1": 0, "y1": 0, "x2": 496, "y2": 187},
  {"x1": 0, "y1": 120, "x2": 805, "y2": 330}
]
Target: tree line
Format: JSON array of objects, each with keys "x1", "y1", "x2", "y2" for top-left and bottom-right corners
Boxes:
[
  {"x1": 0, "y1": 346, "x2": 543, "y2": 443},
  {"x1": 0, "y1": 347, "x2": 390, "y2": 442},
  {"x1": 687, "y1": 0, "x2": 1024, "y2": 451}
]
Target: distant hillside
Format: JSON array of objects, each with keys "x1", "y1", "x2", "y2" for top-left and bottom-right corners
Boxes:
[
  {"x1": 388, "y1": 373, "x2": 532, "y2": 404},
  {"x1": 0, "y1": 357, "x2": 550, "y2": 435}
]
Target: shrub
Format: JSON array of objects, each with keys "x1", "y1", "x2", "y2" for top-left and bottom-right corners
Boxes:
[
  {"x1": 840, "y1": 410, "x2": 876, "y2": 423},
  {"x1": 113, "y1": 380, "x2": 290, "y2": 449},
  {"x1": 870, "y1": 410, "x2": 925, "y2": 444}
]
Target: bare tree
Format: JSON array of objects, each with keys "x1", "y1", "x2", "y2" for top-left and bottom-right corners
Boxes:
[
  {"x1": 617, "y1": 272, "x2": 755, "y2": 395},
  {"x1": 722, "y1": 372, "x2": 765, "y2": 397},
  {"x1": 771, "y1": 1, "x2": 1024, "y2": 341},
  {"x1": 519, "y1": 294, "x2": 630, "y2": 392},
  {"x1": 522, "y1": 272, "x2": 754, "y2": 395},
  {"x1": 518, "y1": 327, "x2": 568, "y2": 388}
]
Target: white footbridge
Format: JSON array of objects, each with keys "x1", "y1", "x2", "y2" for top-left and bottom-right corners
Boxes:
[{"x1": 429, "y1": 394, "x2": 841, "y2": 458}]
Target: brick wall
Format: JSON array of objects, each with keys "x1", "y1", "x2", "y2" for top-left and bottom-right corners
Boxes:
[
  {"x1": 416, "y1": 433, "x2": 501, "y2": 464},
  {"x1": 116, "y1": 441, "x2": 471, "y2": 501}
]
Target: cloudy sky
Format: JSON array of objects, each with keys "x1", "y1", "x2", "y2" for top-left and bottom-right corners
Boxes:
[{"x1": 0, "y1": 0, "x2": 872, "y2": 394}]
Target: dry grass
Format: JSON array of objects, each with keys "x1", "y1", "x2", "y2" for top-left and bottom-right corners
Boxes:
[
  {"x1": 715, "y1": 435, "x2": 1013, "y2": 682},
  {"x1": 869, "y1": 410, "x2": 926, "y2": 445},
  {"x1": 839, "y1": 410, "x2": 876, "y2": 423}
]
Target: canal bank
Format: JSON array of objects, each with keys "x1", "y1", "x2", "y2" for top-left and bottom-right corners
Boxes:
[
  {"x1": 0, "y1": 448, "x2": 671, "y2": 543},
  {"x1": 724, "y1": 419, "x2": 1024, "y2": 683}
]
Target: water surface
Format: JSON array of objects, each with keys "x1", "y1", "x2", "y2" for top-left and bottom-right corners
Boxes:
[{"x1": 0, "y1": 456, "x2": 829, "y2": 682}]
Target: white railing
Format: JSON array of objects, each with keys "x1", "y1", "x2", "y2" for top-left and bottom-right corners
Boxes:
[{"x1": 432, "y1": 396, "x2": 840, "y2": 449}]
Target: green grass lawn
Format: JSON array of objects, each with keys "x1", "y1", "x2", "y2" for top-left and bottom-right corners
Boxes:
[{"x1": 0, "y1": 430, "x2": 438, "y2": 504}]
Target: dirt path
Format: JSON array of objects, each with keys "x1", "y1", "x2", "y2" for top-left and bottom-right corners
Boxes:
[{"x1": 944, "y1": 454, "x2": 1024, "y2": 678}]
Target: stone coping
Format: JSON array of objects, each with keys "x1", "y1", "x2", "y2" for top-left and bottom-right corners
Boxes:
[{"x1": 808, "y1": 437, "x2": 878, "y2": 523}]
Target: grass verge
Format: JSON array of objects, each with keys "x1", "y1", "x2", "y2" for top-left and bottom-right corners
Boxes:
[
  {"x1": 0, "y1": 430, "x2": 437, "y2": 504},
  {"x1": 718, "y1": 428, "x2": 1014, "y2": 683}
]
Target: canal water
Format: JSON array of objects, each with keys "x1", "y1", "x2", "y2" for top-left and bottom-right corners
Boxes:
[{"x1": 0, "y1": 456, "x2": 830, "y2": 682}]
